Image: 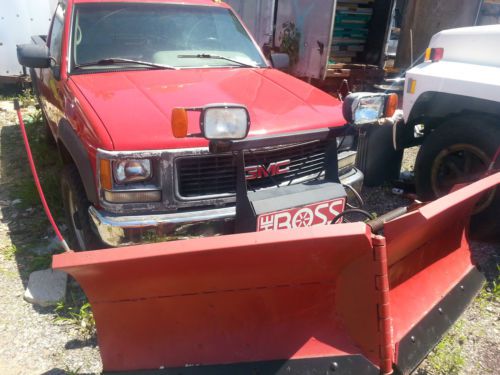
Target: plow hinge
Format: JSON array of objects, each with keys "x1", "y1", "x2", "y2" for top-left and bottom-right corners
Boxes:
[{"x1": 372, "y1": 235, "x2": 395, "y2": 375}]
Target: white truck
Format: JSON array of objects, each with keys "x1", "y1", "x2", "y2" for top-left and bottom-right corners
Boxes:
[
  {"x1": 0, "y1": 0, "x2": 57, "y2": 82},
  {"x1": 394, "y1": 24, "x2": 500, "y2": 238}
]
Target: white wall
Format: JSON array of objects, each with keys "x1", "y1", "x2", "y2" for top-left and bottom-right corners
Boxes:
[
  {"x1": 0, "y1": 0, "x2": 57, "y2": 77},
  {"x1": 225, "y1": 0, "x2": 275, "y2": 49}
]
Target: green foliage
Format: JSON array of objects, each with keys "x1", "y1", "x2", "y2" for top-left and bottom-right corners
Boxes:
[
  {"x1": 279, "y1": 22, "x2": 301, "y2": 66},
  {"x1": 26, "y1": 110, "x2": 44, "y2": 125},
  {"x1": 491, "y1": 264, "x2": 500, "y2": 300},
  {"x1": 55, "y1": 295, "x2": 96, "y2": 338},
  {"x1": 3, "y1": 245, "x2": 19, "y2": 260},
  {"x1": 10, "y1": 108, "x2": 62, "y2": 215},
  {"x1": 63, "y1": 366, "x2": 82, "y2": 375},
  {"x1": 427, "y1": 322, "x2": 466, "y2": 375},
  {"x1": 14, "y1": 173, "x2": 61, "y2": 212},
  {"x1": 16, "y1": 88, "x2": 36, "y2": 107},
  {"x1": 28, "y1": 254, "x2": 53, "y2": 273},
  {"x1": 476, "y1": 264, "x2": 500, "y2": 308}
]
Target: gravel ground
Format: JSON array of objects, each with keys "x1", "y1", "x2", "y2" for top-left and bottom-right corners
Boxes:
[
  {"x1": 0, "y1": 97, "x2": 498, "y2": 374},
  {"x1": 0, "y1": 98, "x2": 102, "y2": 374}
]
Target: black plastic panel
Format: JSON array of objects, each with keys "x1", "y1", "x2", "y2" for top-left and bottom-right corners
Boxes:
[
  {"x1": 105, "y1": 354, "x2": 380, "y2": 375},
  {"x1": 395, "y1": 268, "x2": 485, "y2": 375}
]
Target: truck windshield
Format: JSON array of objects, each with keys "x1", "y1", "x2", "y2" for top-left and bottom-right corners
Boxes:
[{"x1": 71, "y1": 3, "x2": 267, "y2": 71}]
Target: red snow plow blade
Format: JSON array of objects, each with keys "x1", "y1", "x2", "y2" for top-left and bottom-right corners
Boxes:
[{"x1": 53, "y1": 173, "x2": 500, "y2": 374}]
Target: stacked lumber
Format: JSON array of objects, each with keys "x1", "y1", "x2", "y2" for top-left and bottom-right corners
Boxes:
[{"x1": 330, "y1": 0, "x2": 374, "y2": 64}]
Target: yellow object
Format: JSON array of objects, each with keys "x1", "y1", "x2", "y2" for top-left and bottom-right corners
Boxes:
[
  {"x1": 100, "y1": 159, "x2": 113, "y2": 190},
  {"x1": 172, "y1": 108, "x2": 189, "y2": 138},
  {"x1": 407, "y1": 79, "x2": 417, "y2": 94},
  {"x1": 385, "y1": 93, "x2": 399, "y2": 117},
  {"x1": 424, "y1": 48, "x2": 431, "y2": 61}
]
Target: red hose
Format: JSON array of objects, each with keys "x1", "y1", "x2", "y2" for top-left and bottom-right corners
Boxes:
[
  {"x1": 14, "y1": 100, "x2": 71, "y2": 252},
  {"x1": 490, "y1": 147, "x2": 500, "y2": 172}
]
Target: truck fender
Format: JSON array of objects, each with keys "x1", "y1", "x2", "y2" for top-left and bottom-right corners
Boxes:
[
  {"x1": 58, "y1": 120, "x2": 98, "y2": 204},
  {"x1": 396, "y1": 91, "x2": 500, "y2": 150}
]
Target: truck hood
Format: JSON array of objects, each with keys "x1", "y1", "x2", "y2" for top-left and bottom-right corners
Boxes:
[{"x1": 71, "y1": 68, "x2": 345, "y2": 150}]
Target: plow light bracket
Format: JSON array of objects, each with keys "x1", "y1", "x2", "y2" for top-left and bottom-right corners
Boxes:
[{"x1": 171, "y1": 104, "x2": 250, "y2": 141}]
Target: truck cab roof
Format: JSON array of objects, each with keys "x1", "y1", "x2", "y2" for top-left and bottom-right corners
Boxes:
[{"x1": 429, "y1": 24, "x2": 500, "y2": 68}]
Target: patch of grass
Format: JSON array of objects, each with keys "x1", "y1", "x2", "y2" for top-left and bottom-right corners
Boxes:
[
  {"x1": 55, "y1": 293, "x2": 96, "y2": 338},
  {"x1": 16, "y1": 88, "x2": 36, "y2": 107},
  {"x1": 3, "y1": 245, "x2": 20, "y2": 260},
  {"x1": 426, "y1": 321, "x2": 466, "y2": 375},
  {"x1": 63, "y1": 365, "x2": 82, "y2": 375},
  {"x1": 9, "y1": 107, "x2": 63, "y2": 215},
  {"x1": 476, "y1": 264, "x2": 500, "y2": 308},
  {"x1": 0, "y1": 267, "x2": 17, "y2": 278},
  {"x1": 14, "y1": 173, "x2": 61, "y2": 212},
  {"x1": 24, "y1": 114, "x2": 60, "y2": 167},
  {"x1": 26, "y1": 109, "x2": 44, "y2": 124},
  {"x1": 27, "y1": 254, "x2": 53, "y2": 273},
  {"x1": 490, "y1": 264, "x2": 500, "y2": 301},
  {"x1": 475, "y1": 287, "x2": 491, "y2": 311}
]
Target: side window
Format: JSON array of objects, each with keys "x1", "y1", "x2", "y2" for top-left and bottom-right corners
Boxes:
[{"x1": 48, "y1": 4, "x2": 66, "y2": 67}]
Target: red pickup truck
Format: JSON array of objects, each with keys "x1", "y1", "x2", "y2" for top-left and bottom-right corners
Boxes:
[{"x1": 16, "y1": 0, "x2": 383, "y2": 250}]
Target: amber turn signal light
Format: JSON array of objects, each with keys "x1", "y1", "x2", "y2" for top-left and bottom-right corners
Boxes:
[
  {"x1": 100, "y1": 159, "x2": 113, "y2": 191},
  {"x1": 385, "y1": 93, "x2": 398, "y2": 118},
  {"x1": 172, "y1": 108, "x2": 189, "y2": 138}
]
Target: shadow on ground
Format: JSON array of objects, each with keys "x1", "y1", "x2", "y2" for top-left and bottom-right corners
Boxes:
[{"x1": 0, "y1": 107, "x2": 64, "y2": 290}]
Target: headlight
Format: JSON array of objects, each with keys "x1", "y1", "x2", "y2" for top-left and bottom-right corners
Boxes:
[
  {"x1": 343, "y1": 93, "x2": 398, "y2": 126},
  {"x1": 353, "y1": 96, "x2": 385, "y2": 125},
  {"x1": 113, "y1": 159, "x2": 152, "y2": 184},
  {"x1": 201, "y1": 105, "x2": 250, "y2": 140}
]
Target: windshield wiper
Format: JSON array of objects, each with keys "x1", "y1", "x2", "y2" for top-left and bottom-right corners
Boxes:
[
  {"x1": 74, "y1": 58, "x2": 177, "y2": 70},
  {"x1": 177, "y1": 53, "x2": 259, "y2": 68}
]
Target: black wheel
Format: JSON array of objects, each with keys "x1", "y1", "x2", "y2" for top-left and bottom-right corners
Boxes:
[
  {"x1": 415, "y1": 116, "x2": 500, "y2": 240},
  {"x1": 61, "y1": 164, "x2": 102, "y2": 250}
]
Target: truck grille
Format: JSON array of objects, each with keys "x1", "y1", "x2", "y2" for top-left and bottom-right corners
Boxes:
[{"x1": 176, "y1": 141, "x2": 331, "y2": 198}]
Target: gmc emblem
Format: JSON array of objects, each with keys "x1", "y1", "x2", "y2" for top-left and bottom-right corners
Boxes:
[{"x1": 245, "y1": 160, "x2": 291, "y2": 180}]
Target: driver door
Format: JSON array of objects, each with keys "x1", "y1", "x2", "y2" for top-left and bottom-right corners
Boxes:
[{"x1": 39, "y1": 3, "x2": 66, "y2": 133}]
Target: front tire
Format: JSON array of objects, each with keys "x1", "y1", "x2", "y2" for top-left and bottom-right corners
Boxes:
[
  {"x1": 61, "y1": 164, "x2": 102, "y2": 250},
  {"x1": 415, "y1": 116, "x2": 500, "y2": 240}
]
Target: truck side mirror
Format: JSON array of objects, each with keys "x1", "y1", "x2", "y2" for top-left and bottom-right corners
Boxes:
[
  {"x1": 270, "y1": 53, "x2": 290, "y2": 70},
  {"x1": 17, "y1": 44, "x2": 51, "y2": 68}
]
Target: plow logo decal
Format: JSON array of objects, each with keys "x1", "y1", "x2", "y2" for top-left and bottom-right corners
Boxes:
[{"x1": 257, "y1": 199, "x2": 346, "y2": 231}]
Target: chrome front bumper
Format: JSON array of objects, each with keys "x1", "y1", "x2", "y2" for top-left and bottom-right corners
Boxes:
[{"x1": 90, "y1": 167, "x2": 365, "y2": 247}]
